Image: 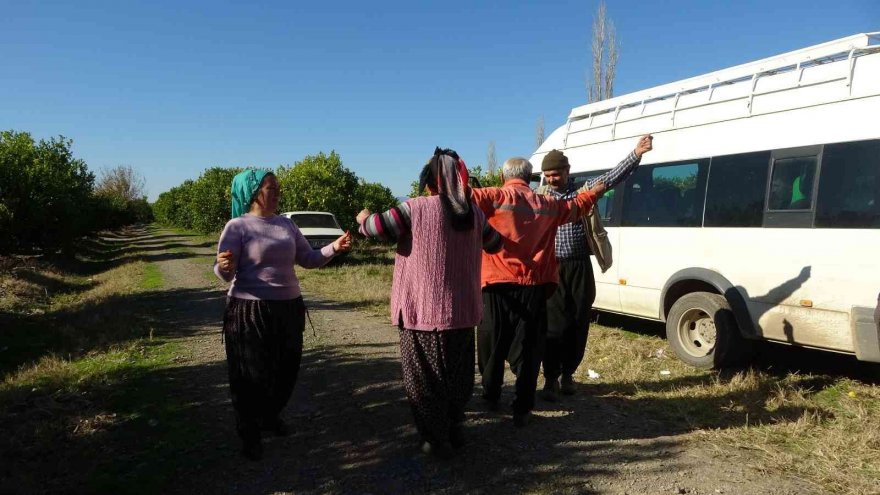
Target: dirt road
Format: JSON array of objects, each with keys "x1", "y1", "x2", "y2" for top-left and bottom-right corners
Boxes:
[{"x1": 142, "y1": 228, "x2": 818, "y2": 495}]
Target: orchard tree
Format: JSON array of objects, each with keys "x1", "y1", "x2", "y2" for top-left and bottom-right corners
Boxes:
[
  {"x1": 275, "y1": 151, "x2": 359, "y2": 230},
  {"x1": 355, "y1": 180, "x2": 397, "y2": 220},
  {"x1": 0, "y1": 131, "x2": 94, "y2": 254},
  {"x1": 188, "y1": 167, "x2": 241, "y2": 233}
]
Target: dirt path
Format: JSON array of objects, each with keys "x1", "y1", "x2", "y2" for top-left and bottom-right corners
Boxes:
[{"x1": 140, "y1": 228, "x2": 819, "y2": 495}]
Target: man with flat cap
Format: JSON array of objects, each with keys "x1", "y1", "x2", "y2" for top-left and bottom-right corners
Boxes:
[{"x1": 538, "y1": 135, "x2": 653, "y2": 401}]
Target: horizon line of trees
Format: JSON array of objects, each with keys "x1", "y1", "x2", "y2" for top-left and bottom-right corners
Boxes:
[
  {"x1": 0, "y1": 130, "x2": 153, "y2": 256},
  {"x1": 152, "y1": 151, "x2": 399, "y2": 234}
]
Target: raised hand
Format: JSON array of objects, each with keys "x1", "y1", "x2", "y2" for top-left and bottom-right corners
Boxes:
[{"x1": 635, "y1": 134, "x2": 653, "y2": 158}]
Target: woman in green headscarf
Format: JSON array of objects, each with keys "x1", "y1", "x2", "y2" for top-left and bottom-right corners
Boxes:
[{"x1": 214, "y1": 169, "x2": 352, "y2": 460}]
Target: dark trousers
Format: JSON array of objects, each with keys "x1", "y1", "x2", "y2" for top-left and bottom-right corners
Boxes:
[
  {"x1": 399, "y1": 327, "x2": 474, "y2": 444},
  {"x1": 542, "y1": 259, "x2": 596, "y2": 382},
  {"x1": 478, "y1": 284, "x2": 548, "y2": 414},
  {"x1": 223, "y1": 297, "x2": 305, "y2": 440}
]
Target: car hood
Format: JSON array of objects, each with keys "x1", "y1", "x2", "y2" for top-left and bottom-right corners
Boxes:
[{"x1": 297, "y1": 227, "x2": 346, "y2": 237}]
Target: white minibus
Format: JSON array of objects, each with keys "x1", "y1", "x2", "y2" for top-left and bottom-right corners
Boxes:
[{"x1": 531, "y1": 33, "x2": 880, "y2": 368}]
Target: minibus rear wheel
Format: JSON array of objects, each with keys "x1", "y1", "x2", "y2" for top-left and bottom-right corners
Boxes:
[{"x1": 666, "y1": 292, "x2": 748, "y2": 369}]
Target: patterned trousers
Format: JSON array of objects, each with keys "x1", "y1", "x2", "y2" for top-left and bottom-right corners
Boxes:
[{"x1": 399, "y1": 327, "x2": 475, "y2": 445}]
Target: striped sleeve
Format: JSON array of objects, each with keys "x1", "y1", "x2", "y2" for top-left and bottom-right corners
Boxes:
[
  {"x1": 358, "y1": 202, "x2": 412, "y2": 241},
  {"x1": 481, "y1": 221, "x2": 502, "y2": 253},
  {"x1": 581, "y1": 150, "x2": 641, "y2": 191}
]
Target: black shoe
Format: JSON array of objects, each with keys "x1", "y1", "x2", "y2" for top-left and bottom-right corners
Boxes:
[
  {"x1": 241, "y1": 437, "x2": 263, "y2": 461},
  {"x1": 561, "y1": 374, "x2": 576, "y2": 395},
  {"x1": 421, "y1": 440, "x2": 455, "y2": 460},
  {"x1": 540, "y1": 379, "x2": 560, "y2": 402},
  {"x1": 513, "y1": 411, "x2": 531, "y2": 428}
]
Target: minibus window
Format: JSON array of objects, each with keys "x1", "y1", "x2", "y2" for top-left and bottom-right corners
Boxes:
[
  {"x1": 579, "y1": 171, "x2": 614, "y2": 220},
  {"x1": 768, "y1": 157, "x2": 817, "y2": 211},
  {"x1": 704, "y1": 151, "x2": 770, "y2": 227},
  {"x1": 622, "y1": 161, "x2": 708, "y2": 227},
  {"x1": 816, "y1": 140, "x2": 880, "y2": 228}
]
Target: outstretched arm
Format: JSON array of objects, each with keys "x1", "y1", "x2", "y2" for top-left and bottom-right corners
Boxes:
[
  {"x1": 559, "y1": 182, "x2": 606, "y2": 224},
  {"x1": 357, "y1": 202, "x2": 412, "y2": 241},
  {"x1": 581, "y1": 134, "x2": 653, "y2": 191}
]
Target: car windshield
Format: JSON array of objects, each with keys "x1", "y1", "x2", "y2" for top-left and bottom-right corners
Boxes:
[{"x1": 290, "y1": 214, "x2": 340, "y2": 229}]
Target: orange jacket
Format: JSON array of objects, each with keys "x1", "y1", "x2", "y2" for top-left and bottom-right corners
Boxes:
[{"x1": 471, "y1": 178, "x2": 598, "y2": 288}]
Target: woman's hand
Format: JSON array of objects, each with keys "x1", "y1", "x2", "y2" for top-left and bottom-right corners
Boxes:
[
  {"x1": 332, "y1": 231, "x2": 353, "y2": 253},
  {"x1": 216, "y1": 250, "x2": 234, "y2": 274},
  {"x1": 356, "y1": 209, "x2": 372, "y2": 226}
]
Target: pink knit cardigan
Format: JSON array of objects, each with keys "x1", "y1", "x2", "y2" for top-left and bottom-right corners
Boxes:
[{"x1": 390, "y1": 196, "x2": 486, "y2": 331}]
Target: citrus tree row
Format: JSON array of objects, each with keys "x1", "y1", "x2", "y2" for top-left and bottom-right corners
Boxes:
[{"x1": 152, "y1": 151, "x2": 398, "y2": 234}]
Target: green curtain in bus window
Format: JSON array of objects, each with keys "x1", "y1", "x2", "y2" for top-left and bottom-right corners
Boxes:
[{"x1": 768, "y1": 156, "x2": 817, "y2": 211}]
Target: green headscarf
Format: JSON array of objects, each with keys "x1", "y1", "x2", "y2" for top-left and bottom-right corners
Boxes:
[{"x1": 231, "y1": 169, "x2": 272, "y2": 218}]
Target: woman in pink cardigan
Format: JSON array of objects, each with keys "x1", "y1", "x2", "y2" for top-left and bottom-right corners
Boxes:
[{"x1": 357, "y1": 148, "x2": 501, "y2": 459}]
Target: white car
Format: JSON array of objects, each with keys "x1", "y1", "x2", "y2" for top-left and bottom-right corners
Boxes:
[{"x1": 280, "y1": 211, "x2": 346, "y2": 250}]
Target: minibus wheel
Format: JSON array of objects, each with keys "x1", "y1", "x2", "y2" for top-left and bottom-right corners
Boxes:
[{"x1": 666, "y1": 292, "x2": 747, "y2": 369}]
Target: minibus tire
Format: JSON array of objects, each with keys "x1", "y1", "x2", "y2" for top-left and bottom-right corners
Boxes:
[{"x1": 666, "y1": 292, "x2": 747, "y2": 369}]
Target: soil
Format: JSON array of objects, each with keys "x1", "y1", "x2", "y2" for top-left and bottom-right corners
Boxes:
[{"x1": 138, "y1": 228, "x2": 821, "y2": 495}]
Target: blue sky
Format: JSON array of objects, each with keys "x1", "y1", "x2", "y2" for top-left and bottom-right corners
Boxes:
[{"x1": 2, "y1": 0, "x2": 877, "y2": 200}]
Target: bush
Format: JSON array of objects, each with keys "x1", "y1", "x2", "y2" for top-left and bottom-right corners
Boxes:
[
  {"x1": 154, "y1": 152, "x2": 399, "y2": 234},
  {"x1": 0, "y1": 131, "x2": 95, "y2": 254},
  {"x1": 276, "y1": 151, "x2": 360, "y2": 231},
  {"x1": 188, "y1": 167, "x2": 240, "y2": 233},
  {"x1": 355, "y1": 180, "x2": 398, "y2": 221}
]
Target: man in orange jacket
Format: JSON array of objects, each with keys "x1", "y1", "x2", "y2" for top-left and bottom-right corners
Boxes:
[{"x1": 470, "y1": 156, "x2": 606, "y2": 427}]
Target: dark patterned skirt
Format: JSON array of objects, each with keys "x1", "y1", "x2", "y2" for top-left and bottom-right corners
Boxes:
[
  {"x1": 399, "y1": 327, "x2": 475, "y2": 445},
  {"x1": 223, "y1": 296, "x2": 305, "y2": 440}
]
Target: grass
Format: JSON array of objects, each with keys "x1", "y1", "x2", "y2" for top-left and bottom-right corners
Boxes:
[
  {"x1": 296, "y1": 243, "x2": 395, "y2": 316},
  {"x1": 140, "y1": 262, "x2": 163, "y2": 289},
  {"x1": 296, "y1": 256, "x2": 880, "y2": 495},
  {"x1": 0, "y1": 226, "x2": 210, "y2": 493}
]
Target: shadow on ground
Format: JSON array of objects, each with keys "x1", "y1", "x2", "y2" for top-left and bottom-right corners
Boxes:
[
  {"x1": 0, "y1": 227, "x2": 859, "y2": 494},
  {"x1": 595, "y1": 311, "x2": 880, "y2": 384},
  {"x1": 0, "y1": 227, "x2": 218, "y2": 378}
]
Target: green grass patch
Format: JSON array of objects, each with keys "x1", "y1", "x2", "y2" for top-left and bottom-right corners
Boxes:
[
  {"x1": 0, "y1": 226, "x2": 219, "y2": 493},
  {"x1": 0, "y1": 337, "x2": 200, "y2": 494},
  {"x1": 296, "y1": 245, "x2": 394, "y2": 316},
  {"x1": 582, "y1": 321, "x2": 880, "y2": 494},
  {"x1": 140, "y1": 263, "x2": 163, "y2": 289}
]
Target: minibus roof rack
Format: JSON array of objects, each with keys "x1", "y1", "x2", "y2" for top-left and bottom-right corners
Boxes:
[{"x1": 568, "y1": 32, "x2": 880, "y2": 124}]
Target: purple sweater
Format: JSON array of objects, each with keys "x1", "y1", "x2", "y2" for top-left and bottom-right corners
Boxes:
[{"x1": 214, "y1": 214, "x2": 336, "y2": 300}]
